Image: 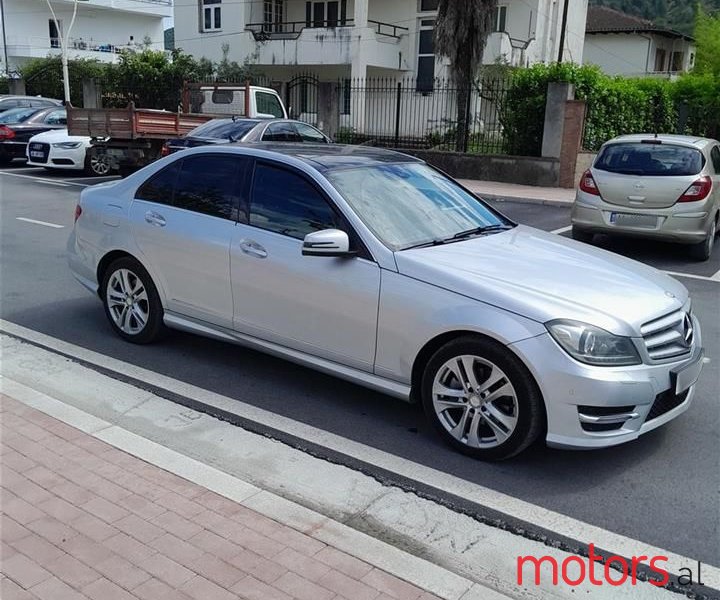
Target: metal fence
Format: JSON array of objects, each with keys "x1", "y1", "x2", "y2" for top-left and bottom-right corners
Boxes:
[{"x1": 335, "y1": 76, "x2": 517, "y2": 155}]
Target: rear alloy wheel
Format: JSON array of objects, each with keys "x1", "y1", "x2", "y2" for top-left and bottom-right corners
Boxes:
[
  {"x1": 101, "y1": 257, "x2": 165, "y2": 343},
  {"x1": 421, "y1": 337, "x2": 543, "y2": 460},
  {"x1": 689, "y1": 219, "x2": 716, "y2": 261},
  {"x1": 85, "y1": 150, "x2": 111, "y2": 176},
  {"x1": 571, "y1": 226, "x2": 594, "y2": 244}
]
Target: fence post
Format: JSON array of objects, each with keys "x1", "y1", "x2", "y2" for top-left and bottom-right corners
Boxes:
[
  {"x1": 541, "y1": 82, "x2": 573, "y2": 159},
  {"x1": 317, "y1": 82, "x2": 339, "y2": 141},
  {"x1": 82, "y1": 79, "x2": 102, "y2": 109},
  {"x1": 8, "y1": 78, "x2": 25, "y2": 96},
  {"x1": 394, "y1": 81, "x2": 402, "y2": 148}
]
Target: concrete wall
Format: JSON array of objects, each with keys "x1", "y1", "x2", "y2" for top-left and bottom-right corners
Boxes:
[
  {"x1": 2, "y1": 0, "x2": 167, "y2": 71},
  {"x1": 402, "y1": 149, "x2": 561, "y2": 187}
]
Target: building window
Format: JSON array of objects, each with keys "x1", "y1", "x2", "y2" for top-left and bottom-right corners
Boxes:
[
  {"x1": 417, "y1": 18, "x2": 435, "y2": 92},
  {"x1": 654, "y1": 48, "x2": 666, "y2": 72},
  {"x1": 264, "y1": 0, "x2": 283, "y2": 32},
  {"x1": 201, "y1": 0, "x2": 222, "y2": 32},
  {"x1": 49, "y1": 19, "x2": 62, "y2": 48},
  {"x1": 419, "y1": 0, "x2": 439, "y2": 11},
  {"x1": 305, "y1": 1, "x2": 346, "y2": 28},
  {"x1": 671, "y1": 51, "x2": 684, "y2": 72},
  {"x1": 493, "y1": 5, "x2": 507, "y2": 32}
]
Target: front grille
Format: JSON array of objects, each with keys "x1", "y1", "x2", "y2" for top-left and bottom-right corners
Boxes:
[
  {"x1": 640, "y1": 309, "x2": 693, "y2": 361},
  {"x1": 28, "y1": 142, "x2": 50, "y2": 163},
  {"x1": 647, "y1": 389, "x2": 690, "y2": 421}
]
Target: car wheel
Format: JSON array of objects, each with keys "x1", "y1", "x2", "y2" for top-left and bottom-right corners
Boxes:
[
  {"x1": 85, "y1": 150, "x2": 111, "y2": 176},
  {"x1": 101, "y1": 257, "x2": 165, "y2": 344},
  {"x1": 689, "y1": 219, "x2": 716, "y2": 261},
  {"x1": 421, "y1": 336, "x2": 544, "y2": 460},
  {"x1": 571, "y1": 226, "x2": 594, "y2": 244}
]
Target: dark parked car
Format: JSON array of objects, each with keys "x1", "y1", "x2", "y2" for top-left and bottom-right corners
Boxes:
[
  {"x1": 0, "y1": 106, "x2": 67, "y2": 164},
  {"x1": 0, "y1": 95, "x2": 62, "y2": 114},
  {"x1": 162, "y1": 118, "x2": 330, "y2": 156}
]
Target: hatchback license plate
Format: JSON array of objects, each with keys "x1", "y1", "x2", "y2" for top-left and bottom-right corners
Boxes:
[{"x1": 609, "y1": 212, "x2": 657, "y2": 228}]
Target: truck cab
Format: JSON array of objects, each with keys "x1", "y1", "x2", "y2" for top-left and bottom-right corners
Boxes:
[{"x1": 186, "y1": 84, "x2": 287, "y2": 119}]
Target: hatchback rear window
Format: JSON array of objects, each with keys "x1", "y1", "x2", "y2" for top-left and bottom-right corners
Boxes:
[{"x1": 595, "y1": 142, "x2": 705, "y2": 176}]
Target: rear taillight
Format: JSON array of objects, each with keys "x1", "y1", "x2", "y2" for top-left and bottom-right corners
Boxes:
[
  {"x1": 678, "y1": 176, "x2": 712, "y2": 202},
  {"x1": 160, "y1": 143, "x2": 170, "y2": 157},
  {"x1": 0, "y1": 125, "x2": 15, "y2": 140},
  {"x1": 74, "y1": 204, "x2": 82, "y2": 222},
  {"x1": 579, "y1": 169, "x2": 600, "y2": 196}
]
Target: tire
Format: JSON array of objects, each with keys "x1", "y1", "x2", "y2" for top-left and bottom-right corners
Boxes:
[
  {"x1": 84, "y1": 149, "x2": 112, "y2": 176},
  {"x1": 571, "y1": 226, "x2": 594, "y2": 244},
  {"x1": 101, "y1": 257, "x2": 165, "y2": 344},
  {"x1": 421, "y1": 336, "x2": 544, "y2": 460},
  {"x1": 689, "y1": 219, "x2": 716, "y2": 262}
]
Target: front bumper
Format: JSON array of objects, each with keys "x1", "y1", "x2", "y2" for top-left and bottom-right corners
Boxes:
[
  {"x1": 571, "y1": 191, "x2": 713, "y2": 244},
  {"x1": 27, "y1": 145, "x2": 86, "y2": 170},
  {"x1": 510, "y1": 321, "x2": 704, "y2": 450}
]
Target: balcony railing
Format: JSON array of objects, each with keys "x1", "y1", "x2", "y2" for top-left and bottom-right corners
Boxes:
[
  {"x1": 247, "y1": 20, "x2": 354, "y2": 40},
  {"x1": 368, "y1": 20, "x2": 408, "y2": 39}
]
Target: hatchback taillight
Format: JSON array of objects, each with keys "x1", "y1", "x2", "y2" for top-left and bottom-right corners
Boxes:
[
  {"x1": 579, "y1": 169, "x2": 600, "y2": 196},
  {"x1": 0, "y1": 125, "x2": 15, "y2": 140},
  {"x1": 74, "y1": 204, "x2": 82, "y2": 222},
  {"x1": 678, "y1": 176, "x2": 712, "y2": 202}
]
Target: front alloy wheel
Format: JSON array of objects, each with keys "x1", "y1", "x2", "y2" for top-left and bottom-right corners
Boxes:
[
  {"x1": 101, "y1": 257, "x2": 165, "y2": 343},
  {"x1": 422, "y1": 337, "x2": 543, "y2": 460}
]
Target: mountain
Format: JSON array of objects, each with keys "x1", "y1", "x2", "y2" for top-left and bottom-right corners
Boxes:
[{"x1": 588, "y1": 0, "x2": 720, "y2": 35}]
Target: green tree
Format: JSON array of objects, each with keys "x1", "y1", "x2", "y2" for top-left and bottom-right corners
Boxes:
[
  {"x1": 20, "y1": 56, "x2": 105, "y2": 106},
  {"x1": 434, "y1": 0, "x2": 497, "y2": 151},
  {"x1": 693, "y1": 7, "x2": 720, "y2": 75}
]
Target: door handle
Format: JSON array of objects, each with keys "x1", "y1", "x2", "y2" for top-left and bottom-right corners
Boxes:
[
  {"x1": 239, "y1": 239, "x2": 267, "y2": 259},
  {"x1": 144, "y1": 211, "x2": 166, "y2": 227}
]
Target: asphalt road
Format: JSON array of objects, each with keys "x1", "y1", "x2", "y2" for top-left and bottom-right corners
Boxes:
[{"x1": 2, "y1": 165, "x2": 719, "y2": 567}]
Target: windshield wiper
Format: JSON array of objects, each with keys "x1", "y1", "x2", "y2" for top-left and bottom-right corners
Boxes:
[{"x1": 449, "y1": 223, "x2": 514, "y2": 240}]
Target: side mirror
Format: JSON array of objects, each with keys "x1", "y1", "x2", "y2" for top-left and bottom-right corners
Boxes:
[{"x1": 302, "y1": 229, "x2": 355, "y2": 257}]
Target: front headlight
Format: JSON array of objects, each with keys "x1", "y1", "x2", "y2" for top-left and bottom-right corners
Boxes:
[
  {"x1": 546, "y1": 319, "x2": 641, "y2": 366},
  {"x1": 52, "y1": 141, "x2": 83, "y2": 149}
]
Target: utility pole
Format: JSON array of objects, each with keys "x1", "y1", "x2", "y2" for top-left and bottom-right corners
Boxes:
[
  {"x1": 45, "y1": 0, "x2": 88, "y2": 103},
  {"x1": 557, "y1": 0, "x2": 570, "y2": 63},
  {"x1": 0, "y1": 0, "x2": 9, "y2": 76}
]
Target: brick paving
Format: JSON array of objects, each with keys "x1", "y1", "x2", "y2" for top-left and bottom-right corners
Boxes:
[{"x1": 0, "y1": 395, "x2": 441, "y2": 600}]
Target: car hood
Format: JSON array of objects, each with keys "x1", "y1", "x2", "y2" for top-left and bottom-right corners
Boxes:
[
  {"x1": 29, "y1": 129, "x2": 89, "y2": 144},
  {"x1": 394, "y1": 225, "x2": 688, "y2": 336}
]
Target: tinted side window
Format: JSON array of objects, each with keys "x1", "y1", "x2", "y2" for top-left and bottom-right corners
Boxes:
[
  {"x1": 250, "y1": 164, "x2": 339, "y2": 239},
  {"x1": 711, "y1": 146, "x2": 720, "y2": 173},
  {"x1": 295, "y1": 123, "x2": 327, "y2": 143},
  {"x1": 262, "y1": 122, "x2": 301, "y2": 142},
  {"x1": 174, "y1": 155, "x2": 245, "y2": 220},
  {"x1": 135, "y1": 161, "x2": 180, "y2": 205}
]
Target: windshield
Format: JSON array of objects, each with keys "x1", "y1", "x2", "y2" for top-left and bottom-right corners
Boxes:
[
  {"x1": 595, "y1": 142, "x2": 705, "y2": 176},
  {"x1": 327, "y1": 163, "x2": 512, "y2": 250},
  {"x1": 0, "y1": 107, "x2": 40, "y2": 123},
  {"x1": 187, "y1": 119, "x2": 259, "y2": 140}
]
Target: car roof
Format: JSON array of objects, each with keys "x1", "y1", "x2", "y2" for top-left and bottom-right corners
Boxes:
[
  {"x1": 607, "y1": 134, "x2": 717, "y2": 150},
  {"x1": 237, "y1": 143, "x2": 422, "y2": 171},
  {"x1": 0, "y1": 95, "x2": 61, "y2": 103}
]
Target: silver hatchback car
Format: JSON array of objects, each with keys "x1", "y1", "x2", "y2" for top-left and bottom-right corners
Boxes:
[
  {"x1": 571, "y1": 134, "x2": 720, "y2": 260},
  {"x1": 68, "y1": 145, "x2": 704, "y2": 460}
]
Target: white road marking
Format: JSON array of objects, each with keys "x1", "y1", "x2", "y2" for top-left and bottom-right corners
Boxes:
[
  {"x1": 0, "y1": 170, "x2": 87, "y2": 187},
  {"x1": 15, "y1": 217, "x2": 65, "y2": 229},
  {"x1": 550, "y1": 225, "x2": 572, "y2": 234},
  {"x1": 662, "y1": 270, "x2": 720, "y2": 283},
  {"x1": 1, "y1": 318, "x2": 718, "y2": 589}
]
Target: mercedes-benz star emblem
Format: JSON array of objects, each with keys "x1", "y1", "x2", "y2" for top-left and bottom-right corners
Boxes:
[{"x1": 682, "y1": 314, "x2": 693, "y2": 347}]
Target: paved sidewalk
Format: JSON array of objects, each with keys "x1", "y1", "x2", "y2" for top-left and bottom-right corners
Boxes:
[
  {"x1": 0, "y1": 394, "x2": 440, "y2": 600},
  {"x1": 458, "y1": 180, "x2": 575, "y2": 205}
]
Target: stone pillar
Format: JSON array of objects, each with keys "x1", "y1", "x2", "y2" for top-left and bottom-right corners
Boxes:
[
  {"x1": 559, "y1": 99, "x2": 586, "y2": 188},
  {"x1": 82, "y1": 79, "x2": 102, "y2": 108},
  {"x1": 354, "y1": 0, "x2": 368, "y2": 29},
  {"x1": 8, "y1": 79, "x2": 25, "y2": 96},
  {"x1": 317, "y1": 82, "x2": 339, "y2": 140},
  {"x1": 541, "y1": 82, "x2": 573, "y2": 159},
  {"x1": 350, "y1": 60, "x2": 367, "y2": 133}
]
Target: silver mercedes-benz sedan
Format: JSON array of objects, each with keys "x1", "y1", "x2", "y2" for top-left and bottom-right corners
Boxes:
[
  {"x1": 571, "y1": 134, "x2": 720, "y2": 261},
  {"x1": 67, "y1": 145, "x2": 704, "y2": 460}
]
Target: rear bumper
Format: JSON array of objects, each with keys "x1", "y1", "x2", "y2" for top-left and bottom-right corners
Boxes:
[{"x1": 571, "y1": 191, "x2": 714, "y2": 244}]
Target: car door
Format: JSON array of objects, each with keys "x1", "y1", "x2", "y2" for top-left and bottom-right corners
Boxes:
[
  {"x1": 129, "y1": 153, "x2": 248, "y2": 329},
  {"x1": 230, "y1": 160, "x2": 381, "y2": 372}
]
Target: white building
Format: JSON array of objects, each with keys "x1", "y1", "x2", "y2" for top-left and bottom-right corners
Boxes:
[
  {"x1": 583, "y1": 6, "x2": 695, "y2": 77},
  {"x1": 0, "y1": 0, "x2": 172, "y2": 74},
  {"x1": 174, "y1": 0, "x2": 588, "y2": 83}
]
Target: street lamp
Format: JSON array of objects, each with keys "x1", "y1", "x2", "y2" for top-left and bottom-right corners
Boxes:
[{"x1": 44, "y1": 0, "x2": 89, "y2": 103}]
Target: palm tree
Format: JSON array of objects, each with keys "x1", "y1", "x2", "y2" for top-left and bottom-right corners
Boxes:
[{"x1": 434, "y1": 0, "x2": 498, "y2": 151}]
